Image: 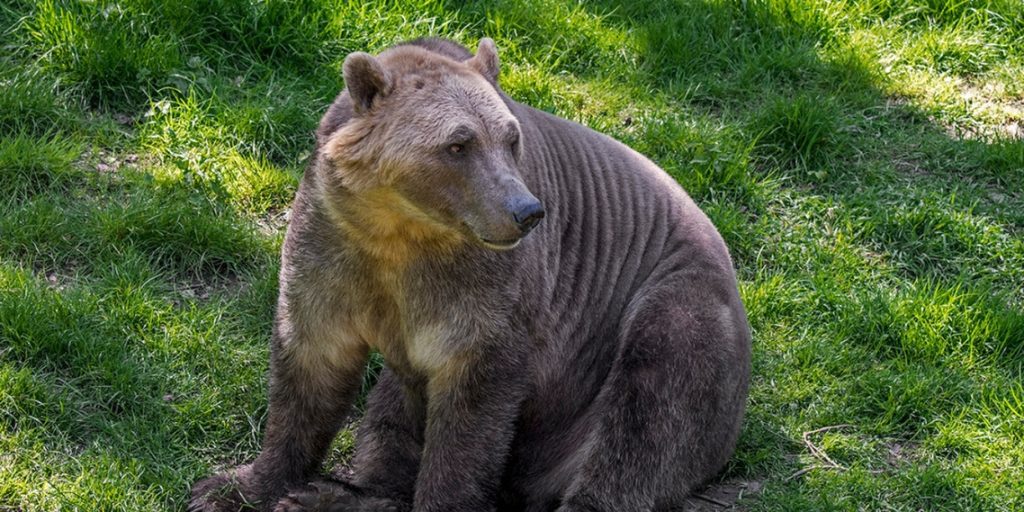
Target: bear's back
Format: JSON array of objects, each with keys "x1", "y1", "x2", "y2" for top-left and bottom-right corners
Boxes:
[{"x1": 509, "y1": 98, "x2": 734, "y2": 357}]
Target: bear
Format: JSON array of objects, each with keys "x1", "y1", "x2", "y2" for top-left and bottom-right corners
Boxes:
[{"x1": 189, "y1": 37, "x2": 752, "y2": 512}]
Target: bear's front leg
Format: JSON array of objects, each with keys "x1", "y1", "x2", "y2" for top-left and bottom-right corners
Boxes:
[
  {"x1": 190, "y1": 306, "x2": 370, "y2": 512},
  {"x1": 413, "y1": 341, "x2": 527, "y2": 512},
  {"x1": 274, "y1": 369, "x2": 425, "y2": 512}
]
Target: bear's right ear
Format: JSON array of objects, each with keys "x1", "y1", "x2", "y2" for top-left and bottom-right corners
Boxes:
[
  {"x1": 469, "y1": 38, "x2": 500, "y2": 83},
  {"x1": 343, "y1": 52, "x2": 393, "y2": 115}
]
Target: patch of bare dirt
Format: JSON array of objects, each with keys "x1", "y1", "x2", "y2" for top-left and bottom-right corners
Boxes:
[
  {"x1": 947, "y1": 80, "x2": 1024, "y2": 140},
  {"x1": 256, "y1": 208, "x2": 290, "y2": 237},
  {"x1": 885, "y1": 440, "x2": 921, "y2": 468},
  {"x1": 171, "y1": 272, "x2": 249, "y2": 307},
  {"x1": 44, "y1": 270, "x2": 67, "y2": 291},
  {"x1": 77, "y1": 148, "x2": 144, "y2": 175},
  {"x1": 31, "y1": 261, "x2": 81, "y2": 292}
]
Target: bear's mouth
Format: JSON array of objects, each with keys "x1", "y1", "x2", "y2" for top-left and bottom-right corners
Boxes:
[{"x1": 478, "y1": 237, "x2": 522, "y2": 251}]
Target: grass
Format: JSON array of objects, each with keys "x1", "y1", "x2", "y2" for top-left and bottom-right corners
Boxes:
[{"x1": 0, "y1": 0, "x2": 1022, "y2": 510}]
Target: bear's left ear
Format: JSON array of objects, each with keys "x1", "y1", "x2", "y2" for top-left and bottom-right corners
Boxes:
[
  {"x1": 343, "y1": 52, "x2": 393, "y2": 115},
  {"x1": 469, "y1": 38, "x2": 500, "y2": 83}
]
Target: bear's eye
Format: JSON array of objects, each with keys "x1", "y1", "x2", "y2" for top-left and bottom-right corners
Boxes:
[{"x1": 448, "y1": 143, "x2": 465, "y2": 155}]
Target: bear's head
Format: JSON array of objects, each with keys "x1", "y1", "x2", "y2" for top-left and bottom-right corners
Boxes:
[{"x1": 323, "y1": 38, "x2": 544, "y2": 254}]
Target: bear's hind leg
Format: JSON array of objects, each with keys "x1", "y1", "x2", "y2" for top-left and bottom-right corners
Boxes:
[{"x1": 556, "y1": 277, "x2": 751, "y2": 512}]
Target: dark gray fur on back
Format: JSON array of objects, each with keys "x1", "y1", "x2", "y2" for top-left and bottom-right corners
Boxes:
[{"x1": 189, "y1": 38, "x2": 752, "y2": 512}]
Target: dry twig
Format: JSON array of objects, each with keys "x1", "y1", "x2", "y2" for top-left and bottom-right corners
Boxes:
[{"x1": 786, "y1": 424, "x2": 855, "y2": 481}]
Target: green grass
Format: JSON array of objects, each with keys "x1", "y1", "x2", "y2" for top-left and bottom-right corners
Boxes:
[{"x1": 1, "y1": 0, "x2": 1022, "y2": 510}]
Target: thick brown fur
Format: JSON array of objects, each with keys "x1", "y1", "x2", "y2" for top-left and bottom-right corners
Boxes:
[{"x1": 189, "y1": 37, "x2": 752, "y2": 512}]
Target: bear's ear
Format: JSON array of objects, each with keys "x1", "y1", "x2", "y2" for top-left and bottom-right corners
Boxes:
[
  {"x1": 469, "y1": 38, "x2": 500, "y2": 83},
  {"x1": 343, "y1": 52, "x2": 393, "y2": 115}
]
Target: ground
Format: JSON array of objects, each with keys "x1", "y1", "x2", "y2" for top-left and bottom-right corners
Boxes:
[{"x1": 0, "y1": 0, "x2": 1022, "y2": 510}]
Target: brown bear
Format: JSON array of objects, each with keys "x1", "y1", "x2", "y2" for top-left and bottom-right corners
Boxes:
[{"x1": 189, "y1": 37, "x2": 752, "y2": 512}]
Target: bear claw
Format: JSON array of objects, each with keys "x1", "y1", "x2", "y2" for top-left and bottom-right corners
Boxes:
[{"x1": 189, "y1": 466, "x2": 260, "y2": 512}]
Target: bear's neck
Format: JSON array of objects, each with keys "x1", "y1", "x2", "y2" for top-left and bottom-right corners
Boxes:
[{"x1": 323, "y1": 187, "x2": 466, "y2": 267}]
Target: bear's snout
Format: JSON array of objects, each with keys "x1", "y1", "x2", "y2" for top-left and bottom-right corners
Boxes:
[{"x1": 511, "y1": 198, "x2": 545, "y2": 234}]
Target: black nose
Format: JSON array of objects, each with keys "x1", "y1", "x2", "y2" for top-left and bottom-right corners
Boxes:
[{"x1": 512, "y1": 200, "x2": 545, "y2": 233}]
